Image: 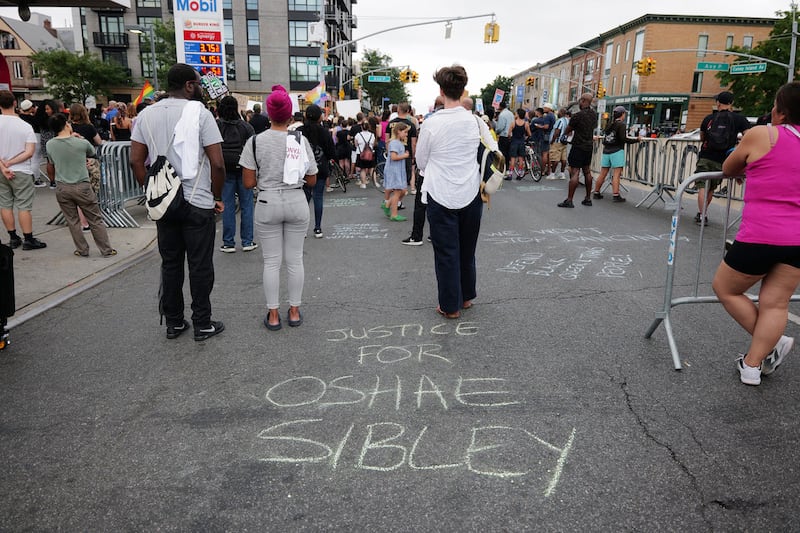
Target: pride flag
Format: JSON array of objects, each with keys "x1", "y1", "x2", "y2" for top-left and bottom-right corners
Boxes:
[
  {"x1": 132, "y1": 80, "x2": 156, "y2": 106},
  {"x1": 304, "y1": 80, "x2": 328, "y2": 105}
]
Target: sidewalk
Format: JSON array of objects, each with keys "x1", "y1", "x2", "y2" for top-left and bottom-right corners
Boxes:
[{"x1": 5, "y1": 183, "x2": 157, "y2": 328}]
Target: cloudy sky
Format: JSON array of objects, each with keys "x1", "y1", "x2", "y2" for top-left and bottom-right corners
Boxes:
[
  {"x1": 0, "y1": 1, "x2": 793, "y2": 110},
  {"x1": 351, "y1": 0, "x2": 793, "y2": 111}
]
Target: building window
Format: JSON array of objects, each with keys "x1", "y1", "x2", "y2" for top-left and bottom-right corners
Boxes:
[
  {"x1": 0, "y1": 31, "x2": 19, "y2": 49},
  {"x1": 289, "y1": 21, "x2": 309, "y2": 47},
  {"x1": 611, "y1": 76, "x2": 617, "y2": 95},
  {"x1": 726, "y1": 35, "x2": 734, "y2": 49},
  {"x1": 692, "y1": 72, "x2": 703, "y2": 93},
  {"x1": 621, "y1": 74, "x2": 627, "y2": 95},
  {"x1": 247, "y1": 20, "x2": 259, "y2": 45},
  {"x1": 615, "y1": 44, "x2": 620, "y2": 65},
  {"x1": 633, "y1": 31, "x2": 645, "y2": 62},
  {"x1": 290, "y1": 56, "x2": 316, "y2": 81},
  {"x1": 697, "y1": 35, "x2": 708, "y2": 57},
  {"x1": 136, "y1": 0, "x2": 161, "y2": 7},
  {"x1": 99, "y1": 14, "x2": 124, "y2": 35},
  {"x1": 246, "y1": 0, "x2": 258, "y2": 9},
  {"x1": 12, "y1": 61, "x2": 22, "y2": 79},
  {"x1": 624, "y1": 40, "x2": 630, "y2": 61},
  {"x1": 743, "y1": 36, "x2": 753, "y2": 50},
  {"x1": 141, "y1": 52, "x2": 154, "y2": 77},
  {"x1": 223, "y1": 0, "x2": 232, "y2": 8},
  {"x1": 289, "y1": 0, "x2": 320, "y2": 11},
  {"x1": 31, "y1": 62, "x2": 40, "y2": 78},
  {"x1": 223, "y1": 19, "x2": 233, "y2": 45},
  {"x1": 605, "y1": 43, "x2": 613, "y2": 74},
  {"x1": 248, "y1": 55, "x2": 260, "y2": 81},
  {"x1": 227, "y1": 55, "x2": 236, "y2": 80},
  {"x1": 102, "y1": 49, "x2": 128, "y2": 68}
]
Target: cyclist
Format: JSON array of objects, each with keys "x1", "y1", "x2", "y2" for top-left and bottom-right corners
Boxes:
[{"x1": 506, "y1": 108, "x2": 530, "y2": 180}]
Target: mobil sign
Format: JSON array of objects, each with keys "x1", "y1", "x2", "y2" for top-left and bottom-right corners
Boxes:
[{"x1": 176, "y1": 0, "x2": 217, "y2": 11}]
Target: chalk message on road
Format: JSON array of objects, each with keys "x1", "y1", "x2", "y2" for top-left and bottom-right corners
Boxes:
[
  {"x1": 325, "y1": 197, "x2": 369, "y2": 207},
  {"x1": 254, "y1": 321, "x2": 576, "y2": 497},
  {"x1": 483, "y1": 227, "x2": 691, "y2": 245},
  {"x1": 328, "y1": 223, "x2": 389, "y2": 239}
]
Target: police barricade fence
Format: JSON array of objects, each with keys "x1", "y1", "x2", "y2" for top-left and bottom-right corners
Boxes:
[
  {"x1": 47, "y1": 141, "x2": 144, "y2": 228},
  {"x1": 644, "y1": 171, "x2": 800, "y2": 370}
]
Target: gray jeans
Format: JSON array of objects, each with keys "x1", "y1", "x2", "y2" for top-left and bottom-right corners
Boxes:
[{"x1": 254, "y1": 188, "x2": 309, "y2": 309}]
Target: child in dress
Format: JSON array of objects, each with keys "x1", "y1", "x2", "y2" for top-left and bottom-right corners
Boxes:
[{"x1": 381, "y1": 122, "x2": 410, "y2": 221}]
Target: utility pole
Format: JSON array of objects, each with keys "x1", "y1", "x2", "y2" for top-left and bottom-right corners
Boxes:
[{"x1": 790, "y1": 2, "x2": 797, "y2": 82}]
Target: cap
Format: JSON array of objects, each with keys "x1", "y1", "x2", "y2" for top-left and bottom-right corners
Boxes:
[
  {"x1": 716, "y1": 91, "x2": 734, "y2": 105},
  {"x1": 613, "y1": 105, "x2": 627, "y2": 116},
  {"x1": 19, "y1": 99, "x2": 33, "y2": 111},
  {"x1": 542, "y1": 102, "x2": 554, "y2": 111}
]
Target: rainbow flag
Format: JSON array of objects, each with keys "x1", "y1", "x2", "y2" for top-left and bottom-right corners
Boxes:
[
  {"x1": 132, "y1": 80, "x2": 156, "y2": 106},
  {"x1": 304, "y1": 80, "x2": 327, "y2": 105}
]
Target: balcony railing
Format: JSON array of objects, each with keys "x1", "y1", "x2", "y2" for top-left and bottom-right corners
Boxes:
[{"x1": 92, "y1": 32, "x2": 129, "y2": 47}]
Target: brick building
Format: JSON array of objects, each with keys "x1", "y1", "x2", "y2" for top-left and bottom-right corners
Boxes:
[{"x1": 512, "y1": 14, "x2": 776, "y2": 132}]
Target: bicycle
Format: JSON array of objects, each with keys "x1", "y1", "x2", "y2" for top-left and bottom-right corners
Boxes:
[
  {"x1": 373, "y1": 160, "x2": 385, "y2": 191},
  {"x1": 328, "y1": 159, "x2": 351, "y2": 193},
  {"x1": 522, "y1": 141, "x2": 544, "y2": 182}
]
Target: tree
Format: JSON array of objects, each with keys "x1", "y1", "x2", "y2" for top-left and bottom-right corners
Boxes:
[
  {"x1": 359, "y1": 49, "x2": 410, "y2": 110},
  {"x1": 30, "y1": 49, "x2": 130, "y2": 104},
  {"x1": 716, "y1": 8, "x2": 798, "y2": 116},
  {"x1": 146, "y1": 18, "x2": 177, "y2": 89},
  {"x1": 478, "y1": 75, "x2": 513, "y2": 113}
]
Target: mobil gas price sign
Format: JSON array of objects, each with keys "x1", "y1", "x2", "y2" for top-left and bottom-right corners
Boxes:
[{"x1": 175, "y1": 0, "x2": 226, "y2": 81}]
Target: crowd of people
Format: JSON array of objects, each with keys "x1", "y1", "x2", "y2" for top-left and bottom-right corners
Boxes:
[{"x1": 2, "y1": 61, "x2": 798, "y2": 387}]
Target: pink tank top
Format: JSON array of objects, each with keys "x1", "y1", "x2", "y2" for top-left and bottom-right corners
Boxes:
[{"x1": 736, "y1": 126, "x2": 800, "y2": 245}]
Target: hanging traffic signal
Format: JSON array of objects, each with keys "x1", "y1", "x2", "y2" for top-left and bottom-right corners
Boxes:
[
  {"x1": 353, "y1": 77, "x2": 360, "y2": 89},
  {"x1": 484, "y1": 22, "x2": 500, "y2": 43},
  {"x1": 597, "y1": 82, "x2": 606, "y2": 98},
  {"x1": 410, "y1": 71, "x2": 419, "y2": 83},
  {"x1": 399, "y1": 70, "x2": 409, "y2": 83},
  {"x1": 635, "y1": 60, "x2": 646, "y2": 76},
  {"x1": 525, "y1": 76, "x2": 535, "y2": 87},
  {"x1": 647, "y1": 57, "x2": 656, "y2": 75}
]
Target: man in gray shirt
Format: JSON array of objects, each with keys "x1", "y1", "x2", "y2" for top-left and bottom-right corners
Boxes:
[{"x1": 130, "y1": 63, "x2": 226, "y2": 342}]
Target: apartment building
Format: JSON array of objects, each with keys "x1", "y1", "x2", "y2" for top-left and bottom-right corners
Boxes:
[
  {"x1": 513, "y1": 14, "x2": 776, "y2": 131},
  {"x1": 75, "y1": 0, "x2": 356, "y2": 103}
]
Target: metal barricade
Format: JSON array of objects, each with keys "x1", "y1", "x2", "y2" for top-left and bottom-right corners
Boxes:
[
  {"x1": 644, "y1": 171, "x2": 800, "y2": 370},
  {"x1": 47, "y1": 141, "x2": 144, "y2": 228}
]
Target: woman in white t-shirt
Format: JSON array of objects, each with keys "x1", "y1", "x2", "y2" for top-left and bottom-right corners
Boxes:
[{"x1": 353, "y1": 120, "x2": 376, "y2": 189}]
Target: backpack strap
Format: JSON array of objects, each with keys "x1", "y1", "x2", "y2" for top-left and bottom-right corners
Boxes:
[{"x1": 251, "y1": 134, "x2": 259, "y2": 173}]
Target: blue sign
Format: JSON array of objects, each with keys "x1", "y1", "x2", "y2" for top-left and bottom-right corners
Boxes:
[{"x1": 516, "y1": 85, "x2": 524, "y2": 101}]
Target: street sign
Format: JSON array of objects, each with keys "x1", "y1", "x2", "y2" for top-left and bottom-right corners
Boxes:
[
  {"x1": 697, "y1": 62, "x2": 729, "y2": 71},
  {"x1": 730, "y1": 62, "x2": 767, "y2": 74},
  {"x1": 367, "y1": 75, "x2": 391, "y2": 83},
  {"x1": 307, "y1": 58, "x2": 319, "y2": 66},
  {"x1": 322, "y1": 65, "x2": 335, "y2": 73}
]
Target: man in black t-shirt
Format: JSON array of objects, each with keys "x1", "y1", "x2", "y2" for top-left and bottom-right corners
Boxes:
[
  {"x1": 693, "y1": 91, "x2": 751, "y2": 225},
  {"x1": 558, "y1": 93, "x2": 597, "y2": 208}
]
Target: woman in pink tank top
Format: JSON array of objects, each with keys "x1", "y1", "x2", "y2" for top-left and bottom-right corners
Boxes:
[{"x1": 711, "y1": 82, "x2": 800, "y2": 386}]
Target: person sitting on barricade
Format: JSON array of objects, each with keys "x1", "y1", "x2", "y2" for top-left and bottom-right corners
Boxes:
[{"x1": 711, "y1": 82, "x2": 800, "y2": 386}]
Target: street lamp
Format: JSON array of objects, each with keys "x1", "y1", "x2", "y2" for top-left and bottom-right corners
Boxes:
[{"x1": 125, "y1": 24, "x2": 159, "y2": 92}]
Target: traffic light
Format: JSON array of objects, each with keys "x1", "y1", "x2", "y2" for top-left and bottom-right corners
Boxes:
[
  {"x1": 646, "y1": 57, "x2": 656, "y2": 75},
  {"x1": 410, "y1": 71, "x2": 419, "y2": 83},
  {"x1": 597, "y1": 82, "x2": 606, "y2": 98},
  {"x1": 484, "y1": 22, "x2": 499, "y2": 43},
  {"x1": 635, "y1": 60, "x2": 646, "y2": 76},
  {"x1": 399, "y1": 69, "x2": 409, "y2": 83},
  {"x1": 353, "y1": 77, "x2": 360, "y2": 90},
  {"x1": 525, "y1": 76, "x2": 535, "y2": 87}
]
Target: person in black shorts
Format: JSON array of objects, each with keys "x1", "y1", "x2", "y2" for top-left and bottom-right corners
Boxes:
[{"x1": 558, "y1": 93, "x2": 597, "y2": 208}]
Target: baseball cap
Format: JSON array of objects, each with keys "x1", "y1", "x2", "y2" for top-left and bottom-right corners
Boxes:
[
  {"x1": 716, "y1": 91, "x2": 734, "y2": 105},
  {"x1": 613, "y1": 105, "x2": 627, "y2": 116},
  {"x1": 19, "y1": 99, "x2": 33, "y2": 111},
  {"x1": 542, "y1": 102, "x2": 554, "y2": 111}
]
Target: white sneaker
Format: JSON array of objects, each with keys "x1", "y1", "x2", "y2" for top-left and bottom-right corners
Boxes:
[
  {"x1": 736, "y1": 355, "x2": 761, "y2": 385},
  {"x1": 559, "y1": 172, "x2": 567, "y2": 180},
  {"x1": 545, "y1": 173, "x2": 558, "y2": 180},
  {"x1": 359, "y1": 183, "x2": 367, "y2": 189},
  {"x1": 325, "y1": 187, "x2": 333, "y2": 192},
  {"x1": 242, "y1": 243, "x2": 259, "y2": 252},
  {"x1": 762, "y1": 335, "x2": 794, "y2": 375}
]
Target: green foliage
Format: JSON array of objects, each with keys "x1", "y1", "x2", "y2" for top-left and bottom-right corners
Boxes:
[
  {"x1": 30, "y1": 49, "x2": 130, "y2": 104},
  {"x1": 148, "y1": 18, "x2": 177, "y2": 89},
  {"x1": 479, "y1": 75, "x2": 513, "y2": 113},
  {"x1": 359, "y1": 49, "x2": 411, "y2": 110},
  {"x1": 716, "y1": 9, "x2": 798, "y2": 116}
]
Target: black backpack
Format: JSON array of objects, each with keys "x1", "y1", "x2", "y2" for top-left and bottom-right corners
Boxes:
[
  {"x1": 218, "y1": 119, "x2": 250, "y2": 171},
  {"x1": 705, "y1": 112, "x2": 737, "y2": 152}
]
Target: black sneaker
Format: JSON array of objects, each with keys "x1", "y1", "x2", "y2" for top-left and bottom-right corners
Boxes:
[
  {"x1": 166, "y1": 319, "x2": 190, "y2": 340},
  {"x1": 581, "y1": 198, "x2": 592, "y2": 206},
  {"x1": 402, "y1": 236, "x2": 423, "y2": 246},
  {"x1": 22, "y1": 237, "x2": 46, "y2": 250},
  {"x1": 592, "y1": 192, "x2": 603, "y2": 199},
  {"x1": 612, "y1": 195, "x2": 626, "y2": 203},
  {"x1": 194, "y1": 320, "x2": 224, "y2": 341},
  {"x1": 9, "y1": 236, "x2": 22, "y2": 249},
  {"x1": 694, "y1": 213, "x2": 709, "y2": 226},
  {"x1": 557, "y1": 199, "x2": 574, "y2": 208},
  {"x1": 313, "y1": 229, "x2": 323, "y2": 238}
]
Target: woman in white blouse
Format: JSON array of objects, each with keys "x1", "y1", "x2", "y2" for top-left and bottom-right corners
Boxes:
[{"x1": 416, "y1": 65, "x2": 498, "y2": 319}]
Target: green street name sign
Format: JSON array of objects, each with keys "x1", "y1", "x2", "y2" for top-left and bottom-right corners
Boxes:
[
  {"x1": 307, "y1": 58, "x2": 319, "y2": 66},
  {"x1": 696, "y1": 62, "x2": 729, "y2": 71},
  {"x1": 367, "y1": 75, "x2": 391, "y2": 83},
  {"x1": 730, "y1": 62, "x2": 767, "y2": 74},
  {"x1": 322, "y1": 65, "x2": 335, "y2": 72}
]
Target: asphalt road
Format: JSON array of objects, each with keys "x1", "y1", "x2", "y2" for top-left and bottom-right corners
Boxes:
[{"x1": 1, "y1": 178, "x2": 798, "y2": 531}]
